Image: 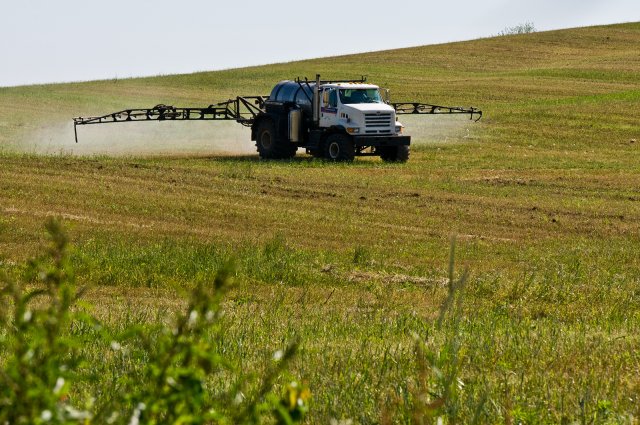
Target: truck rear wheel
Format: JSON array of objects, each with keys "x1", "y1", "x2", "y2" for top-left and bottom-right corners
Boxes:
[
  {"x1": 324, "y1": 133, "x2": 355, "y2": 162},
  {"x1": 379, "y1": 145, "x2": 410, "y2": 163},
  {"x1": 255, "y1": 119, "x2": 296, "y2": 159}
]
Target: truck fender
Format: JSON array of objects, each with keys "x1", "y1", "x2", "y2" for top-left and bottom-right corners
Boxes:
[{"x1": 315, "y1": 125, "x2": 348, "y2": 146}]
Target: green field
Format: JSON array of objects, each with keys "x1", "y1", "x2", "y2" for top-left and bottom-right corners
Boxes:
[{"x1": 1, "y1": 22, "x2": 640, "y2": 423}]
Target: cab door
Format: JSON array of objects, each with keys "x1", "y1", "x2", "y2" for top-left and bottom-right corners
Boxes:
[{"x1": 320, "y1": 88, "x2": 338, "y2": 128}]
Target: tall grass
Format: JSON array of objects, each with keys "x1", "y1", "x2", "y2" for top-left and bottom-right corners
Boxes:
[
  {"x1": 2, "y1": 217, "x2": 639, "y2": 422},
  {"x1": 0, "y1": 219, "x2": 309, "y2": 424}
]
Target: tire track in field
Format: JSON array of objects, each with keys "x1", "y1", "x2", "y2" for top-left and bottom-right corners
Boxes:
[{"x1": 2, "y1": 206, "x2": 153, "y2": 229}]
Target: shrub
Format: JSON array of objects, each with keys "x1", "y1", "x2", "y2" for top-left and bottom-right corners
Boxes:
[{"x1": 499, "y1": 22, "x2": 536, "y2": 36}]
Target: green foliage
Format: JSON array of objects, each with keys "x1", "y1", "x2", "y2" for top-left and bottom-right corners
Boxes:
[
  {"x1": 0, "y1": 220, "x2": 309, "y2": 424},
  {"x1": 352, "y1": 245, "x2": 371, "y2": 266},
  {"x1": 0, "y1": 218, "x2": 90, "y2": 424},
  {"x1": 72, "y1": 235, "x2": 321, "y2": 289}
]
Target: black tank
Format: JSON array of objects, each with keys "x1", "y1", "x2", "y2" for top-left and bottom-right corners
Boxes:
[{"x1": 269, "y1": 81, "x2": 316, "y2": 116}]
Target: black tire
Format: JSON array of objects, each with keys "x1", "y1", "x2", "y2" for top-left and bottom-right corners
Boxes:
[
  {"x1": 306, "y1": 146, "x2": 323, "y2": 158},
  {"x1": 255, "y1": 119, "x2": 297, "y2": 159},
  {"x1": 323, "y1": 133, "x2": 355, "y2": 162},
  {"x1": 379, "y1": 145, "x2": 410, "y2": 163}
]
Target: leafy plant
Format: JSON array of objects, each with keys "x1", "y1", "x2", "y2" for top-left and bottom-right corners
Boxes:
[
  {"x1": 0, "y1": 219, "x2": 309, "y2": 424},
  {"x1": 0, "y1": 218, "x2": 90, "y2": 423}
]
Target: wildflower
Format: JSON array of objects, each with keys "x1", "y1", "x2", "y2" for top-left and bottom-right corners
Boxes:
[
  {"x1": 40, "y1": 410, "x2": 52, "y2": 421},
  {"x1": 22, "y1": 310, "x2": 32, "y2": 323},
  {"x1": 188, "y1": 310, "x2": 198, "y2": 327},
  {"x1": 53, "y1": 377, "x2": 65, "y2": 395}
]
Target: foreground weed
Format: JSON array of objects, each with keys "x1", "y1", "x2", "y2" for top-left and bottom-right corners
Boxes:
[
  {"x1": 0, "y1": 219, "x2": 309, "y2": 424},
  {"x1": 0, "y1": 218, "x2": 91, "y2": 423},
  {"x1": 383, "y1": 237, "x2": 486, "y2": 424}
]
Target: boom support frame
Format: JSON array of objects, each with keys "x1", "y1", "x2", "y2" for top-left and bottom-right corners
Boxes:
[
  {"x1": 72, "y1": 84, "x2": 483, "y2": 145},
  {"x1": 73, "y1": 96, "x2": 267, "y2": 143},
  {"x1": 392, "y1": 102, "x2": 482, "y2": 121}
]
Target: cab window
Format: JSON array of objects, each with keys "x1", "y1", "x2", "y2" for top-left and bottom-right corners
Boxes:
[
  {"x1": 339, "y1": 89, "x2": 382, "y2": 104},
  {"x1": 328, "y1": 89, "x2": 337, "y2": 107}
]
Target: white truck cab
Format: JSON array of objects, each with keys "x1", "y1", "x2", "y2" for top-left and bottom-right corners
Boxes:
[{"x1": 319, "y1": 83, "x2": 404, "y2": 137}]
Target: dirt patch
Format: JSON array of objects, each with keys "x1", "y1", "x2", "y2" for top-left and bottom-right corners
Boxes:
[
  {"x1": 3, "y1": 207, "x2": 152, "y2": 229},
  {"x1": 346, "y1": 270, "x2": 448, "y2": 287},
  {"x1": 458, "y1": 233, "x2": 516, "y2": 243}
]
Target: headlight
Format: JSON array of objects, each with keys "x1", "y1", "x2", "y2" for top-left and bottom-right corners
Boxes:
[
  {"x1": 346, "y1": 127, "x2": 360, "y2": 134},
  {"x1": 395, "y1": 125, "x2": 403, "y2": 134}
]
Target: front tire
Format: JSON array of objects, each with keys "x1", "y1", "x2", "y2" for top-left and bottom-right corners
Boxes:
[
  {"x1": 379, "y1": 145, "x2": 410, "y2": 163},
  {"x1": 255, "y1": 119, "x2": 296, "y2": 159},
  {"x1": 323, "y1": 133, "x2": 355, "y2": 162}
]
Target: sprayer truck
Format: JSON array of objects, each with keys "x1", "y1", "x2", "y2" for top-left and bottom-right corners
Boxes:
[{"x1": 73, "y1": 75, "x2": 481, "y2": 162}]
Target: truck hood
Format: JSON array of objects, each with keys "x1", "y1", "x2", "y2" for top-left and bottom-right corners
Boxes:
[{"x1": 343, "y1": 103, "x2": 395, "y2": 114}]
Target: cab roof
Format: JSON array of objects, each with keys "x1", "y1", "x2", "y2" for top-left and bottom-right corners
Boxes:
[{"x1": 320, "y1": 82, "x2": 380, "y2": 90}]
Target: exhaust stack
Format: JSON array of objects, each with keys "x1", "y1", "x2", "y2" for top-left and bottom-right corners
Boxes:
[{"x1": 312, "y1": 74, "x2": 320, "y2": 126}]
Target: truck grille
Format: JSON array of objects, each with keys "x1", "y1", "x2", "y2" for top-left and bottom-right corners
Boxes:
[{"x1": 364, "y1": 112, "x2": 394, "y2": 133}]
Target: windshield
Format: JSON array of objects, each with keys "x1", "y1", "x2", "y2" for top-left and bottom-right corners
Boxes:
[{"x1": 339, "y1": 89, "x2": 382, "y2": 104}]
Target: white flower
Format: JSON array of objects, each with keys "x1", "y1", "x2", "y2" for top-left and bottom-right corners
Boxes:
[
  {"x1": 273, "y1": 350, "x2": 284, "y2": 361},
  {"x1": 110, "y1": 341, "x2": 122, "y2": 351},
  {"x1": 22, "y1": 310, "x2": 32, "y2": 323},
  {"x1": 234, "y1": 392, "x2": 245, "y2": 405},
  {"x1": 188, "y1": 310, "x2": 198, "y2": 327},
  {"x1": 64, "y1": 405, "x2": 92, "y2": 420},
  {"x1": 106, "y1": 411, "x2": 120, "y2": 424},
  {"x1": 53, "y1": 377, "x2": 65, "y2": 395},
  {"x1": 40, "y1": 410, "x2": 52, "y2": 421},
  {"x1": 128, "y1": 402, "x2": 146, "y2": 425}
]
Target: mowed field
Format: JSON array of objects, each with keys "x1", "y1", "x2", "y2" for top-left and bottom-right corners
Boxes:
[{"x1": 1, "y1": 23, "x2": 640, "y2": 422}]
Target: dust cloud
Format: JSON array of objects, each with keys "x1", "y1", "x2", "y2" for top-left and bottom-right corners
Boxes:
[
  {"x1": 15, "y1": 114, "x2": 478, "y2": 157},
  {"x1": 399, "y1": 114, "x2": 481, "y2": 145},
  {"x1": 18, "y1": 120, "x2": 257, "y2": 156}
]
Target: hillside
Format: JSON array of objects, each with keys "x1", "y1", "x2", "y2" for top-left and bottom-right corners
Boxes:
[
  {"x1": 1, "y1": 23, "x2": 640, "y2": 422},
  {"x1": 1, "y1": 22, "x2": 639, "y2": 152}
]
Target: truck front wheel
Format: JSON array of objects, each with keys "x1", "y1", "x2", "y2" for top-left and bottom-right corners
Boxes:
[
  {"x1": 379, "y1": 145, "x2": 410, "y2": 163},
  {"x1": 324, "y1": 133, "x2": 355, "y2": 162}
]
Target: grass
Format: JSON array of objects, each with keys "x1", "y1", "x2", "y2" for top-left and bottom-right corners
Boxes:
[{"x1": 1, "y1": 22, "x2": 640, "y2": 422}]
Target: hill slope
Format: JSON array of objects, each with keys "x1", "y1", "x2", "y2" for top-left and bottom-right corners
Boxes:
[{"x1": 1, "y1": 22, "x2": 638, "y2": 153}]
